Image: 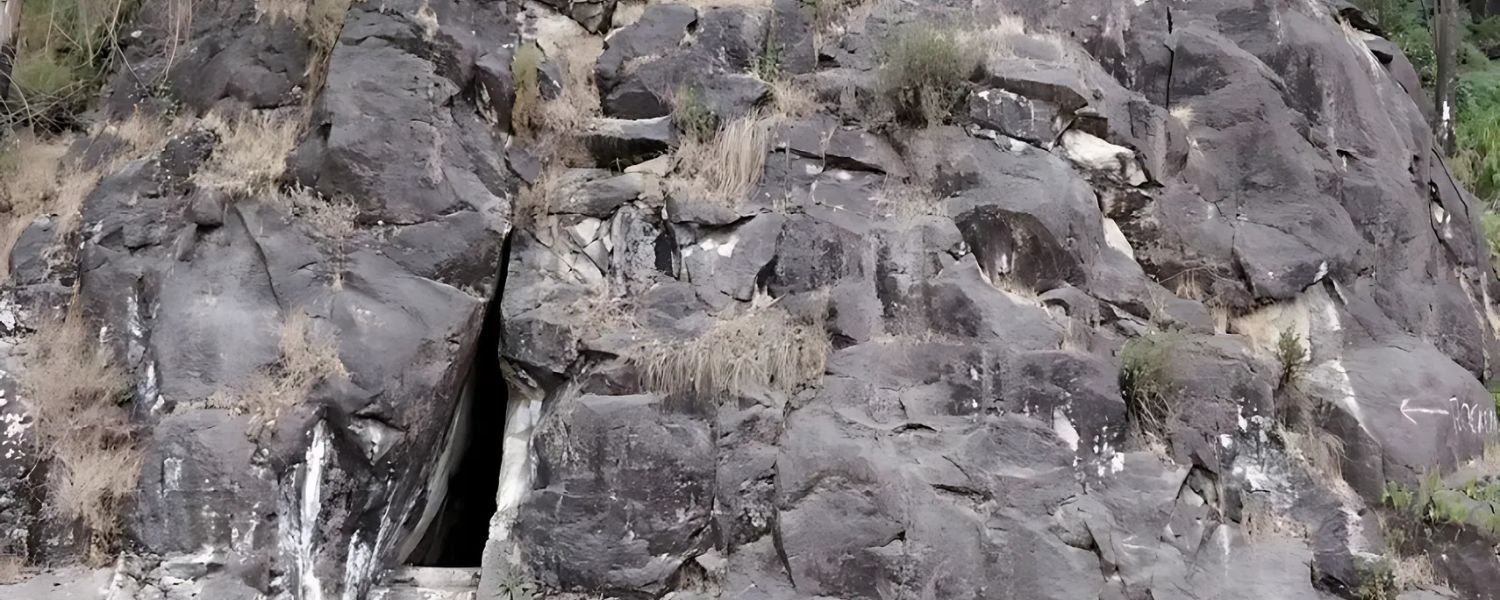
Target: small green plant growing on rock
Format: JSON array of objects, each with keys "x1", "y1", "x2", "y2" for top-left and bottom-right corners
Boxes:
[
  {"x1": 1275, "y1": 329, "x2": 1307, "y2": 386},
  {"x1": 674, "y1": 84, "x2": 716, "y2": 142},
  {"x1": 1119, "y1": 333, "x2": 1178, "y2": 437},
  {"x1": 1353, "y1": 556, "x2": 1398, "y2": 600},
  {"x1": 495, "y1": 567, "x2": 538, "y2": 600},
  {"x1": 880, "y1": 24, "x2": 976, "y2": 126},
  {"x1": 1383, "y1": 481, "x2": 1417, "y2": 514}
]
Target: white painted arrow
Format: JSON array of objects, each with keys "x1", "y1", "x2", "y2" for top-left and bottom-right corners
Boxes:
[{"x1": 1401, "y1": 398, "x2": 1451, "y2": 424}]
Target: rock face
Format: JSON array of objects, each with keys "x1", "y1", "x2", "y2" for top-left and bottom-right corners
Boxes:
[{"x1": 2, "y1": 0, "x2": 1499, "y2": 599}]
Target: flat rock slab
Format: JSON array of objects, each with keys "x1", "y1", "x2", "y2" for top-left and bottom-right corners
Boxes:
[{"x1": 0, "y1": 567, "x2": 113, "y2": 599}]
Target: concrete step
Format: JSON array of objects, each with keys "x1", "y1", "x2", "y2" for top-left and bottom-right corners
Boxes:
[{"x1": 369, "y1": 567, "x2": 479, "y2": 600}]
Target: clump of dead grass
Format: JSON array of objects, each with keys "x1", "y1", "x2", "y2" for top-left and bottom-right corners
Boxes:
[
  {"x1": 1170, "y1": 103, "x2": 1197, "y2": 130},
  {"x1": 213, "y1": 312, "x2": 347, "y2": 440},
  {"x1": 515, "y1": 166, "x2": 567, "y2": 230},
  {"x1": 19, "y1": 304, "x2": 138, "y2": 565},
  {"x1": 541, "y1": 35, "x2": 604, "y2": 133},
  {"x1": 303, "y1": 0, "x2": 356, "y2": 101},
  {"x1": 1, "y1": 113, "x2": 173, "y2": 282},
  {"x1": 988, "y1": 273, "x2": 1042, "y2": 306},
  {"x1": 873, "y1": 178, "x2": 944, "y2": 220},
  {"x1": 278, "y1": 185, "x2": 358, "y2": 241},
  {"x1": 1392, "y1": 551, "x2": 1438, "y2": 590},
  {"x1": 671, "y1": 112, "x2": 772, "y2": 206},
  {"x1": 566, "y1": 283, "x2": 639, "y2": 333},
  {"x1": 0, "y1": 554, "x2": 23, "y2": 583},
  {"x1": 634, "y1": 302, "x2": 829, "y2": 398},
  {"x1": 513, "y1": 30, "x2": 604, "y2": 164},
  {"x1": 195, "y1": 110, "x2": 300, "y2": 196},
  {"x1": 277, "y1": 186, "x2": 359, "y2": 286},
  {"x1": 768, "y1": 78, "x2": 817, "y2": 119}
]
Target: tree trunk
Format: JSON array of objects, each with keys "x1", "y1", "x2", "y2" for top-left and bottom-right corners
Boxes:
[
  {"x1": 1436, "y1": 0, "x2": 1460, "y2": 155},
  {"x1": 0, "y1": 0, "x2": 20, "y2": 108}
]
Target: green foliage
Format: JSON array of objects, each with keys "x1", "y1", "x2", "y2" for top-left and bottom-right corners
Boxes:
[
  {"x1": 495, "y1": 568, "x2": 537, "y2": 600},
  {"x1": 510, "y1": 42, "x2": 545, "y2": 139},
  {"x1": 1470, "y1": 15, "x2": 1500, "y2": 55},
  {"x1": 753, "y1": 19, "x2": 783, "y2": 82},
  {"x1": 1430, "y1": 489, "x2": 1475, "y2": 524},
  {"x1": 1383, "y1": 480, "x2": 1417, "y2": 513},
  {"x1": 880, "y1": 24, "x2": 975, "y2": 126},
  {"x1": 1275, "y1": 329, "x2": 1307, "y2": 386},
  {"x1": 1382, "y1": 471, "x2": 1500, "y2": 536},
  {"x1": 1480, "y1": 210, "x2": 1500, "y2": 269},
  {"x1": 1120, "y1": 333, "x2": 1178, "y2": 435},
  {"x1": 9, "y1": 0, "x2": 140, "y2": 125},
  {"x1": 1353, "y1": 556, "x2": 1398, "y2": 600},
  {"x1": 673, "y1": 85, "x2": 716, "y2": 142}
]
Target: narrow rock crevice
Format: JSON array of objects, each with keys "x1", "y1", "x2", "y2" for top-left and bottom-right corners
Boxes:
[{"x1": 399, "y1": 243, "x2": 514, "y2": 568}]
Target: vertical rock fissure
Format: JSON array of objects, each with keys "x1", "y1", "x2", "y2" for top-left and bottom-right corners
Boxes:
[{"x1": 399, "y1": 255, "x2": 513, "y2": 567}]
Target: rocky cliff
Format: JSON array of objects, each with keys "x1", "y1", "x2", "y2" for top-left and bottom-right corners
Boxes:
[{"x1": 1, "y1": 0, "x2": 1499, "y2": 598}]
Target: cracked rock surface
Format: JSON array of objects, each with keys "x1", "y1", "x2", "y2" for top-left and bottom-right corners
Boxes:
[{"x1": 2, "y1": 0, "x2": 1499, "y2": 599}]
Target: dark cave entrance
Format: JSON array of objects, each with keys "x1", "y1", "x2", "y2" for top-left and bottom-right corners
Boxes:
[{"x1": 401, "y1": 287, "x2": 509, "y2": 567}]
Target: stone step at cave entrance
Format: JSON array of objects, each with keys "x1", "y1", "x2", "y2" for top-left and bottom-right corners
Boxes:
[{"x1": 370, "y1": 567, "x2": 481, "y2": 600}]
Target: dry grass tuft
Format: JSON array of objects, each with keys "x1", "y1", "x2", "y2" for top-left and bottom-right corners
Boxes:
[
  {"x1": 541, "y1": 36, "x2": 604, "y2": 133},
  {"x1": 1, "y1": 134, "x2": 70, "y2": 216},
  {"x1": 566, "y1": 283, "x2": 638, "y2": 333},
  {"x1": 277, "y1": 186, "x2": 358, "y2": 286},
  {"x1": 257, "y1": 0, "x2": 308, "y2": 23},
  {"x1": 957, "y1": 17, "x2": 1026, "y2": 59},
  {"x1": 611, "y1": 0, "x2": 647, "y2": 29},
  {"x1": 111, "y1": 111, "x2": 172, "y2": 157},
  {"x1": 873, "y1": 179, "x2": 944, "y2": 221},
  {"x1": 671, "y1": 112, "x2": 772, "y2": 206},
  {"x1": 1392, "y1": 552, "x2": 1437, "y2": 590},
  {"x1": 1286, "y1": 426, "x2": 1345, "y2": 481},
  {"x1": 1, "y1": 113, "x2": 174, "y2": 282},
  {"x1": 195, "y1": 111, "x2": 301, "y2": 196},
  {"x1": 986, "y1": 271, "x2": 1042, "y2": 306},
  {"x1": 515, "y1": 166, "x2": 566, "y2": 230},
  {"x1": 278, "y1": 185, "x2": 358, "y2": 241},
  {"x1": 634, "y1": 302, "x2": 829, "y2": 398},
  {"x1": 1170, "y1": 104, "x2": 1196, "y2": 130},
  {"x1": 213, "y1": 312, "x2": 347, "y2": 439},
  {"x1": 303, "y1": 0, "x2": 355, "y2": 101},
  {"x1": 767, "y1": 78, "x2": 817, "y2": 120},
  {"x1": 19, "y1": 304, "x2": 137, "y2": 565},
  {"x1": 0, "y1": 554, "x2": 22, "y2": 583}
]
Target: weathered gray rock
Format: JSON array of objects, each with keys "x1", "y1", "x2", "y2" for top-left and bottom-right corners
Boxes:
[
  {"x1": 7, "y1": 0, "x2": 1500, "y2": 598},
  {"x1": 967, "y1": 87, "x2": 1063, "y2": 146},
  {"x1": 599, "y1": 6, "x2": 782, "y2": 121},
  {"x1": 584, "y1": 116, "x2": 675, "y2": 167},
  {"x1": 518, "y1": 393, "x2": 714, "y2": 593}
]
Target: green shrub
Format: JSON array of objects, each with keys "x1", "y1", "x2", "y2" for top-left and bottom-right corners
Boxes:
[
  {"x1": 1454, "y1": 68, "x2": 1500, "y2": 205},
  {"x1": 1354, "y1": 556, "x2": 1398, "y2": 600},
  {"x1": 495, "y1": 567, "x2": 537, "y2": 600},
  {"x1": 880, "y1": 25, "x2": 975, "y2": 126},
  {"x1": 1119, "y1": 333, "x2": 1178, "y2": 435},
  {"x1": 753, "y1": 18, "x2": 783, "y2": 82},
  {"x1": 9, "y1": 0, "x2": 138, "y2": 125},
  {"x1": 1275, "y1": 329, "x2": 1307, "y2": 386},
  {"x1": 673, "y1": 85, "x2": 715, "y2": 142},
  {"x1": 1429, "y1": 489, "x2": 1474, "y2": 524},
  {"x1": 1384, "y1": 481, "x2": 1417, "y2": 513},
  {"x1": 1470, "y1": 15, "x2": 1500, "y2": 55}
]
